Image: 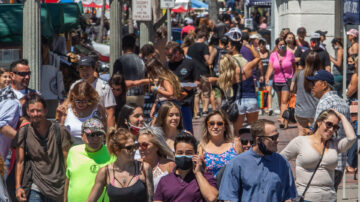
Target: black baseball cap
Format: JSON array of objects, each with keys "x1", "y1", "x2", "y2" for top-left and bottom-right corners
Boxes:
[
  {"x1": 315, "y1": 30, "x2": 328, "y2": 37},
  {"x1": 297, "y1": 27, "x2": 306, "y2": 34},
  {"x1": 306, "y1": 70, "x2": 334, "y2": 85},
  {"x1": 79, "y1": 56, "x2": 94, "y2": 67}
]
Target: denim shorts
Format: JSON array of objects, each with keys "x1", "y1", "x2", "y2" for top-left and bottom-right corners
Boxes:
[
  {"x1": 236, "y1": 98, "x2": 259, "y2": 115},
  {"x1": 273, "y1": 82, "x2": 290, "y2": 92}
]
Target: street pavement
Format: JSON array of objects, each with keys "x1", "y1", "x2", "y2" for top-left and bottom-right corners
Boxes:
[{"x1": 192, "y1": 114, "x2": 358, "y2": 202}]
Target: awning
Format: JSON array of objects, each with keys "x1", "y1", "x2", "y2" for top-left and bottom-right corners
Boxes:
[
  {"x1": 172, "y1": 6, "x2": 188, "y2": 13},
  {"x1": 343, "y1": 0, "x2": 360, "y2": 25},
  {"x1": 191, "y1": 0, "x2": 208, "y2": 9},
  {"x1": 0, "y1": 4, "x2": 23, "y2": 45},
  {"x1": 246, "y1": 0, "x2": 271, "y2": 7},
  {"x1": 82, "y1": 0, "x2": 109, "y2": 9}
]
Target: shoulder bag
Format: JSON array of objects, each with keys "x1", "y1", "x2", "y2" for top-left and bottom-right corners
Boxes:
[{"x1": 292, "y1": 142, "x2": 326, "y2": 202}]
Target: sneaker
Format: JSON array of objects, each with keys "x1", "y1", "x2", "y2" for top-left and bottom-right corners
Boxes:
[
  {"x1": 268, "y1": 109, "x2": 273, "y2": 116},
  {"x1": 194, "y1": 113, "x2": 201, "y2": 119},
  {"x1": 202, "y1": 111, "x2": 208, "y2": 117}
]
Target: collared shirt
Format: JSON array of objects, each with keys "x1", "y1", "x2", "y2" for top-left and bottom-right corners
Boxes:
[
  {"x1": 154, "y1": 168, "x2": 217, "y2": 202},
  {"x1": 313, "y1": 91, "x2": 351, "y2": 171},
  {"x1": 218, "y1": 148, "x2": 297, "y2": 202},
  {"x1": 0, "y1": 86, "x2": 21, "y2": 160}
]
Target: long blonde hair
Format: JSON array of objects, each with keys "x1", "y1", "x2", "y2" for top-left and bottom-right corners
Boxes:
[
  {"x1": 139, "y1": 127, "x2": 175, "y2": 159},
  {"x1": 218, "y1": 54, "x2": 237, "y2": 93},
  {"x1": 146, "y1": 58, "x2": 182, "y2": 99}
]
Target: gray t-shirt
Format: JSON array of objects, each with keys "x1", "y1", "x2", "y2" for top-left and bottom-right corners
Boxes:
[
  {"x1": 113, "y1": 53, "x2": 145, "y2": 96},
  {"x1": 70, "y1": 78, "x2": 116, "y2": 108},
  {"x1": 293, "y1": 70, "x2": 319, "y2": 118}
]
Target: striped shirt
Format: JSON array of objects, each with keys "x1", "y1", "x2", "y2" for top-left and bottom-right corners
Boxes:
[{"x1": 314, "y1": 91, "x2": 351, "y2": 171}]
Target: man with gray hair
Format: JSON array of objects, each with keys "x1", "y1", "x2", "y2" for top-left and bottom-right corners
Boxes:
[{"x1": 306, "y1": 70, "x2": 351, "y2": 191}]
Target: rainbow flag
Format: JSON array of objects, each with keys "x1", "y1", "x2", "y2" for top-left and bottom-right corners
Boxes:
[{"x1": 257, "y1": 90, "x2": 269, "y2": 109}]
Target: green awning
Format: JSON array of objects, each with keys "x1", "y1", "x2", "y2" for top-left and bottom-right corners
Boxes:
[{"x1": 0, "y1": 5, "x2": 23, "y2": 45}]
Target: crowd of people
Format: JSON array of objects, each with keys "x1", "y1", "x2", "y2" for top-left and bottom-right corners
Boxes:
[{"x1": 0, "y1": 6, "x2": 359, "y2": 202}]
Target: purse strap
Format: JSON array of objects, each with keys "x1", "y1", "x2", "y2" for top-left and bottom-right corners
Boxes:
[
  {"x1": 231, "y1": 56, "x2": 243, "y2": 101},
  {"x1": 300, "y1": 141, "x2": 327, "y2": 199}
]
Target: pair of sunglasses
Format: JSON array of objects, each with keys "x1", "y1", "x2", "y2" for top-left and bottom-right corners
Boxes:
[
  {"x1": 207, "y1": 121, "x2": 225, "y2": 127},
  {"x1": 14, "y1": 71, "x2": 31, "y2": 77},
  {"x1": 258, "y1": 134, "x2": 279, "y2": 141},
  {"x1": 86, "y1": 132, "x2": 104, "y2": 138},
  {"x1": 139, "y1": 142, "x2": 149, "y2": 149},
  {"x1": 324, "y1": 121, "x2": 340, "y2": 131},
  {"x1": 121, "y1": 143, "x2": 139, "y2": 151},
  {"x1": 74, "y1": 100, "x2": 89, "y2": 104},
  {"x1": 240, "y1": 139, "x2": 254, "y2": 145}
]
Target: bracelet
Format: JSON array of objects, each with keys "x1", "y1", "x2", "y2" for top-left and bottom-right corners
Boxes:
[
  {"x1": 15, "y1": 186, "x2": 22, "y2": 194},
  {"x1": 154, "y1": 86, "x2": 158, "y2": 93}
]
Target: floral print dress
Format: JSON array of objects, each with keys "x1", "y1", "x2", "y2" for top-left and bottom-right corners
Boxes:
[{"x1": 204, "y1": 146, "x2": 238, "y2": 177}]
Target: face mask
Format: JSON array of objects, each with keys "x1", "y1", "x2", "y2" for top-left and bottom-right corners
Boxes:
[
  {"x1": 333, "y1": 45, "x2": 339, "y2": 50},
  {"x1": 128, "y1": 122, "x2": 146, "y2": 136},
  {"x1": 278, "y1": 45, "x2": 286, "y2": 51},
  {"x1": 311, "y1": 41, "x2": 319, "y2": 49},
  {"x1": 257, "y1": 138, "x2": 273, "y2": 155},
  {"x1": 348, "y1": 64, "x2": 355, "y2": 70},
  {"x1": 175, "y1": 155, "x2": 193, "y2": 170}
]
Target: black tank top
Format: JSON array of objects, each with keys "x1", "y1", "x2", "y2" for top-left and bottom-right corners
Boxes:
[{"x1": 107, "y1": 161, "x2": 147, "y2": 202}]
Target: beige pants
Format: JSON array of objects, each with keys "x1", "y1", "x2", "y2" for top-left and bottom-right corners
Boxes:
[{"x1": 126, "y1": 95, "x2": 145, "y2": 107}]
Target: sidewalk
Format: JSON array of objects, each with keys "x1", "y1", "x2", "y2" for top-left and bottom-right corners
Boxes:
[{"x1": 192, "y1": 114, "x2": 358, "y2": 202}]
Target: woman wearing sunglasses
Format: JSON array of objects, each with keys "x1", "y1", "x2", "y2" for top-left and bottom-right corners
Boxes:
[
  {"x1": 199, "y1": 110, "x2": 241, "y2": 177},
  {"x1": 281, "y1": 109, "x2": 356, "y2": 202},
  {"x1": 154, "y1": 102, "x2": 184, "y2": 151},
  {"x1": 58, "y1": 81, "x2": 107, "y2": 145},
  {"x1": 87, "y1": 128, "x2": 154, "y2": 202},
  {"x1": 138, "y1": 127, "x2": 175, "y2": 191}
]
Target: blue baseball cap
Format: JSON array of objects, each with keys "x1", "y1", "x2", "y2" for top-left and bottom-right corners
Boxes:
[{"x1": 306, "y1": 70, "x2": 334, "y2": 85}]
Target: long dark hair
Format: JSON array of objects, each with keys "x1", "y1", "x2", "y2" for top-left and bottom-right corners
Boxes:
[
  {"x1": 117, "y1": 103, "x2": 142, "y2": 128},
  {"x1": 304, "y1": 51, "x2": 323, "y2": 92},
  {"x1": 109, "y1": 72, "x2": 127, "y2": 122}
]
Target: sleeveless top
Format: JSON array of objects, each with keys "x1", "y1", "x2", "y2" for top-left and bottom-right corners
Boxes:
[
  {"x1": 153, "y1": 164, "x2": 168, "y2": 192},
  {"x1": 204, "y1": 146, "x2": 238, "y2": 177},
  {"x1": 107, "y1": 161, "x2": 147, "y2": 202},
  {"x1": 232, "y1": 54, "x2": 257, "y2": 99},
  {"x1": 332, "y1": 49, "x2": 343, "y2": 76},
  {"x1": 64, "y1": 105, "x2": 101, "y2": 139}
]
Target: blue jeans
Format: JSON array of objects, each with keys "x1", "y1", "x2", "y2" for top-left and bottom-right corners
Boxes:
[
  {"x1": 347, "y1": 121, "x2": 358, "y2": 168},
  {"x1": 181, "y1": 105, "x2": 193, "y2": 134},
  {"x1": 29, "y1": 190, "x2": 57, "y2": 202}
]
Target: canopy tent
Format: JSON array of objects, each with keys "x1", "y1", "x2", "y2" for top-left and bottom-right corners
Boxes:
[
  {"x1": 190, "y1": 0, "x2": 208, "y2": 9},
  {"x1": 172, "y1": 6, "x2": 190, "y2": 13},
  {"x1": 82, "y1": 0, "x2": 109, "y2": 9},
  {"x1": 246, "y1": 0, "x2": 271, "y2": 7},
  {"x1": 0, "y1": 3, "x2": 83, "y2": 45}
]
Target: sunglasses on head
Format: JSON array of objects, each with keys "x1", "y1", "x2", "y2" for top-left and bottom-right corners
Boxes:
[
  {"x1": 13, "y1": 71, "x2": 31, "y2": 77},
  {"x1": 258, "y1": 134, "x2": 279, "y2": 141},
  {"x1": 121, "y1": 143, "x2": 139, "y2": 151},
  {"x1": 240, "y1": 139, "x2": 254, "y2": 145},
  {"x1": 207, "y1": 121, "x2": 225, "y2": 127},
  {"x1": 324, "y1": 121, "x2": 340, "y2": 131},
  {"x1": 86, "y1": 132, "x2": 104, "y2": 138},
  {"x1": 139, "y1": 142, "x2": 149, "y2": 149}
]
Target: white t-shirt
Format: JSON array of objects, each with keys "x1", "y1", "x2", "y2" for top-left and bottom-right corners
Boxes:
[{"x1": 70, "y1": 78, "x2": 116, "y2": 108}]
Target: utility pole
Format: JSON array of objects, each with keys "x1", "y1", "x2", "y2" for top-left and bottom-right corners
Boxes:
[
  {"x1": 23, "y1": 0, "x2": 41, "y2": 91},
  {"x1": 109, "y1": 0, "x2": 122, "y2": 75}
]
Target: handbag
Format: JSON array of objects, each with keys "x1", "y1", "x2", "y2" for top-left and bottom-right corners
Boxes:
[
  {"x1": 292, "y1": 142, "x2": 326, "y2": 202},
  {"x1": 276, "y1": 53, "x2": 296, "y2": 123}
]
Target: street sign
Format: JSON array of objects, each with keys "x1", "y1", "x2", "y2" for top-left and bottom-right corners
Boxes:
[
  {"x1": 161, "y1": 0, "x2": 175, "y2": 9},
  {"x1": 132, "y1": 0, "x2": 152, "y2": 21}
]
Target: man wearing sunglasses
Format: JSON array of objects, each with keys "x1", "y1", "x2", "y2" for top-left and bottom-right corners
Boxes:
[
  {"x1": 235, "y1": 128, "x2": 253, "y2": 152},
  {"x1": 219, "y1": 119, "x2": 297, "y2": 202},
  {"x1": 65, "y1": 118, "x2": 115, "y2": 202},
  {"x1": 307, "y1": 70, "x2": 351, "y2": 191}
]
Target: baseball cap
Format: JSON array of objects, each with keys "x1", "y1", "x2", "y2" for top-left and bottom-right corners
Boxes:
[
  {"x1": 79, "y1": 56, "x2": 94, "y2": 67},
  {"x1": 249, "y1": 33, "x2": 262, "y2": 40},
  {"x1": 297, "y1": 27, "x2": 306, "y2": 34},
  {"x1": 225, "y1": 27, "x2": 242, "y2": 42},
  {"x1": 82, "y1": 118, "x2": 106, "y2": 135},
  {"x1": 310, "y1": 33, "x2": 321, "y2": 40},
  {"x1": 347, "y1": 29, "x2": 359, "y2": 38},
  {"x1": 306, "y1": 70, "x2": 334, "y2": 85},
  {"x1": 315, "y1": 30, "x2": 328, "y2": 36}
]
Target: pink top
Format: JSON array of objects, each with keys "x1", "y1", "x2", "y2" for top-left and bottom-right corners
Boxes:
[{"x1": 269, "y1": 50, "x2": 295, "y2": 83}]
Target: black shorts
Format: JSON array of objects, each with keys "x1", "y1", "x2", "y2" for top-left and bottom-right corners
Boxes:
[{"x1": 273, "y1": 82, "x2": 290, "y2": 92}]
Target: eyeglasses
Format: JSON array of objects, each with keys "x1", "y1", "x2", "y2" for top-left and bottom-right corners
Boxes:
[
  {"x1": 13, "y1": 71, "x2": 31, "y2": 77},
  {"x1": 207, "y1": 121, "x2": 225, "y2": 127},
  {"x1": 139, "y1": 142, "x2": 149, "y2": 150},
  {"x1": 324, "y1": 121, "x2": 340, "y2": 131},
  {"x1": 258, "y1": 134, "x2": 279, "y2": 141},
  {"x1": 86, "y1": 132, "x2": 104, "y2": 138},
  {"x1": 74, "y1": 100, "x2": 89, "y2": 104},
  {"x1": 241, "y1": 139, "x2": 254, "y2": 145},
  {"x1": 112, "y1": 87, "x2": 122, "y2": 92},
  {"x1": 121, "y1": 143, "x2": 139, "y2": 151}
]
